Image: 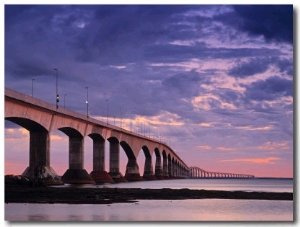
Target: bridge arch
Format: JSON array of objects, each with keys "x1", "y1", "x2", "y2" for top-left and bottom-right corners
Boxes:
[
  {"x1": 141, "y1": 146, "x2": 155, "y2": 180},
  {"x1": 120, "y1": 141, "x2": 142, "y2": 181},
  {"x1": 6, "y1": 117, "x2": 48, "y2": 132},
  {"x1": 5, "y1": 117, "x2": 62, "y2": 184},
  {"x1": 58, "y1": 127, "x2": 94, "y2": 184}
]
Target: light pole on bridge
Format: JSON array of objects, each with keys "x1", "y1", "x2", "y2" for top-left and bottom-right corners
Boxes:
[
  {"x1": 106, "y1": 99, "x2": 109, "y2": 125},
  {"x1": 120, "y1": 107, "x2": 122, "y2": 128},
  {"x1": 31, "y1": 78, "x2": 35, "y2": 97},
  {"x1": 85, "y1": 87, "x2": 89, "y2": 118},
  {"x1": 54, "y1": 68, "x2": 59, "y2": 109}
]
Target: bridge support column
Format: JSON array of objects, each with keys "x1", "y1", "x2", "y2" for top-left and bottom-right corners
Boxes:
[
  {"x1": 108, "y1": 139, "x2": 126, "y2": 182},
  {"x1": 168, "y1": 158, "x2": 172, "y2": 178},
  {"x1": 62, "y1": 136, "x2": 95, "y2": 184},
  {"x1": 163, "y1": 156, "x2": 169, "y2": 179},
  {"x1": 155, "y1": 155, "x2": 164, "y2": 179},
  {"x1": 125, "y1": 157, "x2": 142, "y2": 181},
  {"x1": 90, "y1": 137, "x2": 114, "y2": 184},
  {"x1": 22, "y1": 131, "x2": 63, "y2": 185},
  {"x1": 175, "y1": 163, "x2": 179, "y2": 178},
  {"x1": 143, "y1": 156, "x2": 156, "y2": 180}
]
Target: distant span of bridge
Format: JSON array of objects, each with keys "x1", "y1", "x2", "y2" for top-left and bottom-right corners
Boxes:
[{"x1": 5, "y1": 88, "x2": 254, "y2": 185}]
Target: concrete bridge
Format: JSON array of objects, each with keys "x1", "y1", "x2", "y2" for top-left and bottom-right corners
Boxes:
[
  {"x1": 5, "y1": 88, "x2": 189, "y2": 185},
  {"x1": 189, "y1": 166, "x2": 255, "y2": 179}
]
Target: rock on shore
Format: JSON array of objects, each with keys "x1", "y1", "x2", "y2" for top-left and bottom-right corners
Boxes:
[{"x1": 5, "y1": 179, "x2": 293, "y2": 205}]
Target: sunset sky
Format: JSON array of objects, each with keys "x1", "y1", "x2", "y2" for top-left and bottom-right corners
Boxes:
[{"x1": 3, "y1": 3, "x2": 295, "y2": 178}]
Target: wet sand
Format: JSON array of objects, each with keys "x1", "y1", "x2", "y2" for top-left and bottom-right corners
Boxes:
[{"x1": 5, "y1": 185, "x2": 293, "y2": 204}]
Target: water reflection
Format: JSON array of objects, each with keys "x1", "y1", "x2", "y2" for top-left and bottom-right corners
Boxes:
[
  {"x1": 28, "y1": 215, "x2": 49, "y2": 221},
  {"x1": 68, "y1": 215, "x2": 83, "y2": 221},
  {"x1": 5, "y1": 199, "x2": 293, "y2": 222}
]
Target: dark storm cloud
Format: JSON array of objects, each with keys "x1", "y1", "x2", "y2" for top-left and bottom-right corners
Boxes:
[
  {"x1": 6, "y1": 59, "x2": 51, "y2": 78},
  {"x1": 243, "y1": 76, "x2": 293, "y2": 101},
  {"x1": 228, "y1": 56, "x2": 293, "y2": 78},
  {"x1": 162, "y1": 70, "x2": 204, "y2": 98},
  {"x1": 217, "y1": 89, "x2": 241, "y2": 104},
  {"x1": 5, "y1": 5, "x2": 34, "y2": 23},
  {"x1": 228, "y1": 58, "x2": 271, "y2": 78},
  {"x1": 144, "y1": 43, "x2": 281, "y2": 63},
  {"x1": 73, "y1": 5, "x2": 193, "y2": 64},
  {"x1": 218, "y1": 5, "x2": 293, "y2": 44},
  {"x1": 276, "y1": 58, "x2": 293, "y2": 76}
]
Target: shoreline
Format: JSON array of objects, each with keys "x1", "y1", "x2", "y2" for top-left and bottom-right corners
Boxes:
[{"x1": 5, "y1": 185, "x2": 293, "y2": 205}]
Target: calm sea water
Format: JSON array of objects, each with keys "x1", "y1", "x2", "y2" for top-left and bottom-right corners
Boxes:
[
  {"x1": 5, "y1": 178, "x2": 294, "y2": 222},
  {"x1": 80, "y1": 178, "x2": 294, "y2": 193}
]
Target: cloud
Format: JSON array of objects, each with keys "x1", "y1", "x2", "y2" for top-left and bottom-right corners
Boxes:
[
  {"x1": 220, "y1": 157, "x2": 281, "y2": 164},
  {"x1": 5, "y1": 128, "x2": 29, "y2": 140},
  {"x1": 192, "y1": 92, "x2": 239, "y2": 111},
  {"x1": 197, "y1": 145, "x2": 212, "y2": 150},
  {"x1": 217, "y1": 146, "x2": 237, "y2": 152},
  {"x1": 256, "y1": 141, "x2": 290, "y2": 151},
  {"x1": 228, "y1": 56, "x2": 293, "y2": 78},
  {"x1": 243, "y1": 76, "x2": 293, "y2": 101},
  {"x1": 228, "y1": 57, "x2": 271, "y2": 78},
  {"x1": 235, "y1": 125, "x2": 273, "y2": 131},
  {"x1": 162, "y1": 70, "x2": 205, "y2": 98},
  {"x1": 50, "y1": 134, "x2": 65, "y2": 141},
  {"x1": 199, "y1": 122, "x2": 213, "y2": 127},
  {"x1": 230, "y1": 5, "x2": 293, "y2": 44}
]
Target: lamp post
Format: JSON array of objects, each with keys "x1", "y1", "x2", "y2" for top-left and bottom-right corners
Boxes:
[
  {"x1": 106, "y1": 99, "x2": 109, "y2": 125},
  {"x1": 64, "y1": 93, "x2": 67, "y2": 108},
  {"x1": 31, "y1": 78, "x2": 35, "y2": 97},
  {"x1": 120, "y1": 107, "x2": 122, "y2": 128},
  {"x1": 85, "y1": 87, "x2": 89, "y2": 118},
  {"x1": 54, "y1": 68, "x2": 59, "y2": 109}
]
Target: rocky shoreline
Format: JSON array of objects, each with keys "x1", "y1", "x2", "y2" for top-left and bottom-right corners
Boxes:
[{"x1": 5, "y1": 183, "x2": 293, "y2": 205}]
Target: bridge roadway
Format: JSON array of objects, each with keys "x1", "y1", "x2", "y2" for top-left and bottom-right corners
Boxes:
[
  {"x1": 5, "y1": 88, "x2": 190, "y2": 185},
  {"x1": 189, "y1": 166, "x2": 255, "y2": 179}
]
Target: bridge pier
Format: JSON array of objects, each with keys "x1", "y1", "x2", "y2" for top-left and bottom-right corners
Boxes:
[
  {"x1": 89, "y1": 135, "x2": 114, "y2": 184},
  {"x1": 61, "y1": 134, "x2": 95, "y2": 184},
  {"x1": 162, "y1": 155, "x2": 169, "y2": 179},
  {"x1": 168, "y1": 157, "x2": 173, "y2": 178},
  {"x1": 154, "y1": 155, "x2": 164, "y2": 179},
  {"x1": 108, "y1": 138, "x2": 126, "y2": 182},
  {"x1": 22, "y1": 131, "x2": 63, "y2": 185},
  {"x1": 143, "y1": 156, "x2": 156, "y2": 180},
  {"x1": 125, "y1": 158, "x2": 142, "y2": 181}
]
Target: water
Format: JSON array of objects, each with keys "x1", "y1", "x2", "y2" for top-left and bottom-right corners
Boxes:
[
  {"x1": 5, "y1": 178, "x2": 294, "y2": 222},
  {"x1": 75, "y1": 178, "x2": 293, "y2": 193}
]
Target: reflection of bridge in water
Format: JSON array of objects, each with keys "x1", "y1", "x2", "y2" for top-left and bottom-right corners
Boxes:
[
  {"x1": 189, "y1": 166, "x2": 255, "y2": 179},
  {"x1": 5, "y1": 88, "x2": 255, "y2": 185}
]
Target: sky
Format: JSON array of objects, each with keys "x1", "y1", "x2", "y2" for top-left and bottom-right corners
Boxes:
[{"x1": 3, "y1": 3, "x2": 295, "y2": 178}]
